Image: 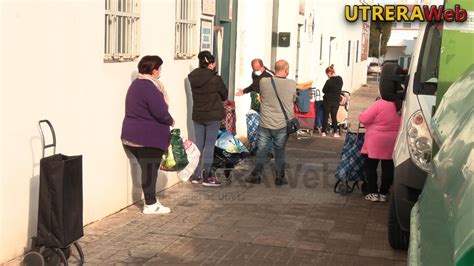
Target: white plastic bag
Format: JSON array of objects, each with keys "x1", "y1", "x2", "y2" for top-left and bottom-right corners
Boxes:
[{"x1": 177, "y1": 139, "x2": 200, "y2": 182}]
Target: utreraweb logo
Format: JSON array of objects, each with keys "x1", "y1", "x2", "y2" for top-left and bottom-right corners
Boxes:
[{"x1": 345, "y1": 5, "x2": 468, "y2": 22}]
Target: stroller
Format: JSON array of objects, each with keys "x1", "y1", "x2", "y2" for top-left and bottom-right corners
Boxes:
[
  {"x1": 334, "y1": 123, "x2": 368, "y2": 196},
  {"x1": 212, "y1": 130, "x2": 249, "y2": 180},
  {"x1": 328, "y1": 91, "x2": 351, "y2": 134}
]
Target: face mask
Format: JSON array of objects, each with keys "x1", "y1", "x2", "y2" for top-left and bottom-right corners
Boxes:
[{"x1": 254, "y1": 70, "x2": 262, "y2": 76}]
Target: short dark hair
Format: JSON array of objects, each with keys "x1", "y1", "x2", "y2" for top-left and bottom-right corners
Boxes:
[
  {"x1": 138, "y1": 55, "x2": 163, "y2": 75},
  {"x1": 198, "y1": 51, "x2": 215, "y2": 68}
]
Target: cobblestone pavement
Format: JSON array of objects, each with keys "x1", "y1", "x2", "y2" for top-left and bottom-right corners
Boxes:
[{"x1": 11, "y1": 82, "x2": 407, "y2": 265}]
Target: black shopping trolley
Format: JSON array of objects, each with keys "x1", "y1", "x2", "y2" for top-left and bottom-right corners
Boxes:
[{"x1": 23, "y1": 120, "x2": 85, "y2": 265}]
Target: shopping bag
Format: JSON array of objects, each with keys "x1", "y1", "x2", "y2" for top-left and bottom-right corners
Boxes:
[
  {"x1": 177, "y1": 139, "x2": 200, "y2": 182},
  {"x1": 335, "y1": 132, "x2": 366, "y2": 182},
  {"x1": 313, "y1": 88, "x2": 324, "y2": 129},
  {"x1": 216, "y1": 130, "x2": 249, "y2": 154},
  {"x1": 161, "y1": 145, "x2": 176, "y2": 170},
  {"x1": 246, "y1": 110, "x2": 260, "y2": 153},
  {"x1": 160, "y1": 128, "x2": 189, "y2": 171},
  {"x1": 220, "y1": 100, "x2": 237, "y2": 135},
  {"x1": 37, "y1": 154, "x2": 83, "y2": 248},
  {"x1": 250, "y1": 91, "x2": 261, "y2": 112}
]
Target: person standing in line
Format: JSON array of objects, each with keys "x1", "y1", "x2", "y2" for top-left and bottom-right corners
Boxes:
[
  {"x1": 321, "y1": 65, "x2": 343, "y2": 137},
  {"x1": 235, "y1": 58, "x2": 274, "y2": 100},
  {"x1": 236, "y1": 58, "x2": 275, "y2": 156},
  {"x1": 188, "y1": 51, "x2": 228, "y2": 187},
  {"x1": 359, "y1": 97, "x2": 401, "y2": 202},
  {"x1": 245, "y1": 60, "x2": 296, "y2": 186},
  {"x1": 121, "y1": 55, "x2": 174, "y2": 215}
]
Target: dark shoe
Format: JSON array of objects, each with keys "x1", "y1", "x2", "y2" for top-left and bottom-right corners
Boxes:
[
  {"x1": 202, "y1": 175, "x2": 222, "y2": 187},
  {"x1": 190, "y1": 174, "x2": 203, "y2": 184},
  {"x1": 191, "y1": 170, "x2": 204, "y2": 184},
  {"x1": 245, "y1": 175, "x2": 261, "y2": 184},
  {"x1": 275, "y1": 177, "x2": 288, "y2": 186}
]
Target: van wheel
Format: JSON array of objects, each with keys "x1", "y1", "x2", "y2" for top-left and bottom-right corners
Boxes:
[{"x1": 388, "y1": 193, "x2": 409, "y2": 250}]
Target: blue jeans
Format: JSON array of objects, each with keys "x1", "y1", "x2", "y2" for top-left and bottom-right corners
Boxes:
[
  {"x1": 193, "y1": 120, "x2": 221, "y2": 177},
  {"x1": 251, "y1": 127, "x2": 289, "y2": 178}
]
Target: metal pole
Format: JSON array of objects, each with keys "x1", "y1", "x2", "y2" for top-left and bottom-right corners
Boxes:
[{"x1": 377, "y1": 33, "x2": 382, "y2": 82}]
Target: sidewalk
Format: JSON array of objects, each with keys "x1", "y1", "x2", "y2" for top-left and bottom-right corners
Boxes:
[{"x1": 11, "y1": 82, "x2": 407, "y2": 265}]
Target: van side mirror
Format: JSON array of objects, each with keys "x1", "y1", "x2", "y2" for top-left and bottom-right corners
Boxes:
[{"x1": 379, "y1": 63, "x2": 404, "y2": 101}]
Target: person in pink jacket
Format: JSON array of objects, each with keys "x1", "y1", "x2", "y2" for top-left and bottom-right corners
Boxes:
[{"x1": 359, "y1": 99, "x2": 401, "y2": 202}]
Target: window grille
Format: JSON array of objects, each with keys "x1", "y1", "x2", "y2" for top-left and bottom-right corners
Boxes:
[
  {"x1": 175, "y1": 0, "x2": 197, "y2": 59},
  {"x1": 104, "y1": 0, "x2": 141, "y2": 62},
  {"x1": 347, "y1": 40, "x2": 351, "y2": 66},
  {"x1": 356, "y1": 40, "x2": 359, "y2": 63}
]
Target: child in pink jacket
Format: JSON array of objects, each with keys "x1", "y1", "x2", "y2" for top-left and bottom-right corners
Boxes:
[{"x1": 359, "y1": 99, "x2": 401, "y2": 202}]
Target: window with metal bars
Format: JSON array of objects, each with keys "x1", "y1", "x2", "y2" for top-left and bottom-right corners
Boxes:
[
  {"x1": 175, "y1": 0, "x2": 197, "y2": 59},
  {"x1": 104, "y1": 0, "x2": 140, "y2": 62}
]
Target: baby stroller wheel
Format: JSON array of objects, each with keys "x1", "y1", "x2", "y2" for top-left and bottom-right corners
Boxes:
[{"x1": 224, "y1": 169, "x2": 232, "y2": 182}]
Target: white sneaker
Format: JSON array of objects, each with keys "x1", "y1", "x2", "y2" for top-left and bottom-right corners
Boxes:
[
  {"x1": 334, "y1": 133, "x2": 341, "y2": 138},
  {"x1": 143, "y1": 202, "x2": 171, "y2": 214},
  {"x1": 379, "y1": 194, "x2": 387, "y2": 202},
  {"x1": 365, "y1": 193, "x2": 380, "y2": 202}
]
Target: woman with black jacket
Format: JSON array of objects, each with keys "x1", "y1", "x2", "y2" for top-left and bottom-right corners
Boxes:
[
  {"x1": 321, "y1": 65, "x2": 343, "y2": 137},
  {"x1": 188, "y1": 51, "x2": 228, "y2": 186}
]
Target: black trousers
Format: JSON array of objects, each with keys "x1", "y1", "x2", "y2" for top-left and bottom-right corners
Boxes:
[
  {"x1": 364, "y1": 155, "x2": 394, "y2": 195},
  {"x1": 322, "y1": 100, "x2": 339, "y2": 133},
  {"x1": 124, "y1": 145, "x2": 164, "y2": 205}
]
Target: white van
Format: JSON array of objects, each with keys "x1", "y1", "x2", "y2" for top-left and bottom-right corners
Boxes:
[{"x1": 388, "y1": 22, "x2": 442, "y2": 249}]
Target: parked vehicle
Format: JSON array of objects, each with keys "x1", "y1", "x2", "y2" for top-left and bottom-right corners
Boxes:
[
  {"x1": 409, "y1": 65, "x2": 473, "y2": 266},
  {"x1": 407, "y1": 0, "x2": 474, "y2": 263},
  {"x1": 389, "y1": 21, "x2": 442, "y2": 250},
  {"x1": 367, "y1": 62, "x2": 381, "y2": 75},
  {"x1": 390, "y1": 0, "x2": 474, "y2": 258}
]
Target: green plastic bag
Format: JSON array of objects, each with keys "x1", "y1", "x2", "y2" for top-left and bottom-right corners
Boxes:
[
  {"x1": 160, "y1": 129, "x2": 189, "y2": 171},
  {"x1": 250, "y1": 91, "x2": 261, "y2": 113}
]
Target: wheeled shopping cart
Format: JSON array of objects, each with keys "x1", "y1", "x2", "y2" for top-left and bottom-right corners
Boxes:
[
  {"x1": 23, "y1": 120, "x2": 85, "y2": 265},
  {"x1": 334, "y1": 123, "x2": 368, "y2": 196},
  {"x1": 294, "y1": 95, "x2": 316, "y2": 139}
]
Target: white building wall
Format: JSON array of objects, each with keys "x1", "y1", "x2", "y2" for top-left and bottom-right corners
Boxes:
[
  {"x1": 233, "y1": 0, "x2": 274, "y2": 138},
  {"x1": 0, "y1": 0, "x2": 200, "y2": 263},
  {"x1": 0, "y1": 2, "x2": 4, "y2": 262},
  {"x1": 385, "y1": 46, "x2": 406, "y2": 61},
  {"x1": 233, "y1": 0, "x2": 367, "y2": 137},
  {"x1": 297, "y1": 0, "x2": 367, "y2": 94},
  {"x1": 1, "y1": 0, "x2": 369, "y2": 262}
]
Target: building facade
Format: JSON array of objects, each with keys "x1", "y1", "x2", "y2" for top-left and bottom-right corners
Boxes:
[{"x1": 0, "y1": 0, "x2": 367, "y2": 263}]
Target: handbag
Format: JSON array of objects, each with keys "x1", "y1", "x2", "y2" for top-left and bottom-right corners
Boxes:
[{"x1": 270, "y1": 77, "x2": 300, "y2": 135}]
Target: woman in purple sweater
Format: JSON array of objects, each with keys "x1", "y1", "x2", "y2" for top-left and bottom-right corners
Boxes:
[{"x1": 121, "y1": 55, "x2": 174, "y2": 214}]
